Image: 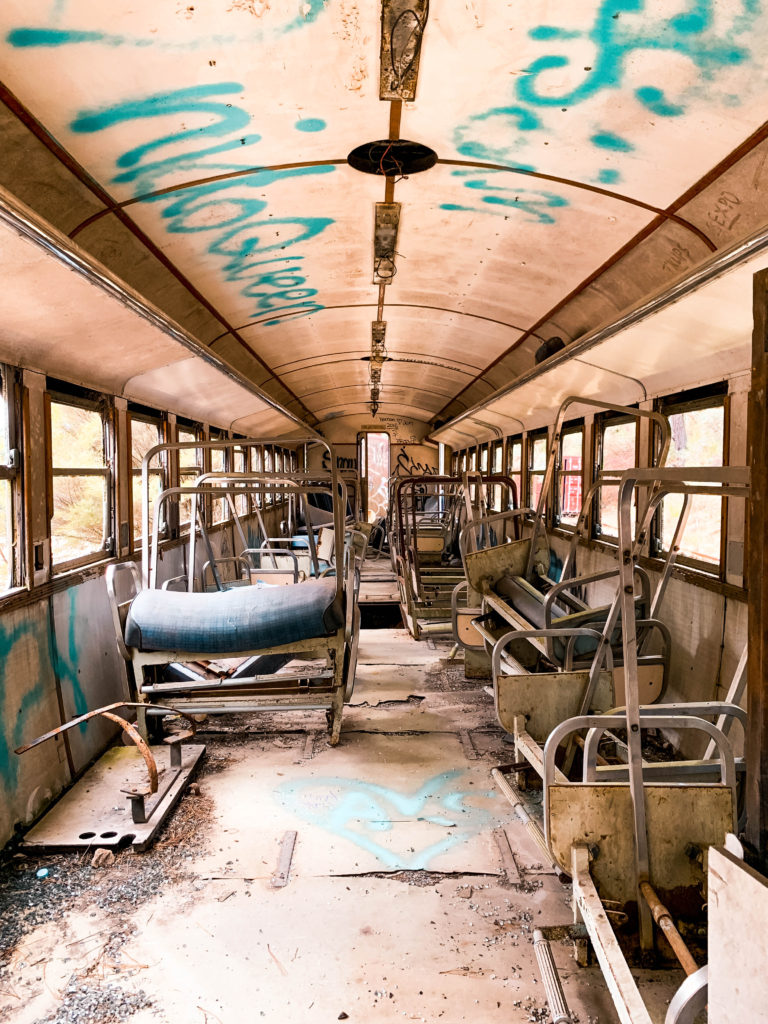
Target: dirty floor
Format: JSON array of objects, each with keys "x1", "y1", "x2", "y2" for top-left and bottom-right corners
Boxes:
[{"x1": 0, "y1": 616, "x2": 683, "y2": 1023}]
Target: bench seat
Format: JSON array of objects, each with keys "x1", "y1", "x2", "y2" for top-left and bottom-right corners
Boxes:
[{"x1": 126, "y1": 577, "x2": 344, "y2": 654}]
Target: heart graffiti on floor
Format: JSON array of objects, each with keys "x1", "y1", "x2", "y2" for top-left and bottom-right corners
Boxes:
[{"x1": 274, "y1": 769, "x2": 501, "y2": 870}]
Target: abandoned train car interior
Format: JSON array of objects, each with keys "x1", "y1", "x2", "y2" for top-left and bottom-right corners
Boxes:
[{"x1": 2, "y1": 0, "x2": 768, "y2": 1021}]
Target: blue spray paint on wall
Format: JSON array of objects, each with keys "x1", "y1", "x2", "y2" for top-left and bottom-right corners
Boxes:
[
  {"x1": 70, "y1": 84, "x2": 335, "y2": 325},
  {"x1": 451, "y1": 0, "x2": 763, "y2": 205},
  {"x1": 0, "y1": 618, "x2": 49, "y2": 794},
  {"x1": 8, "y1": 0, "x2": 328, "y2": 50},
  {"x1": 50, "y1": 589, "x2": 90, "y2": 727},
  {"x1": 275, "y1": 770, "x2": 501, "y2": 869}
]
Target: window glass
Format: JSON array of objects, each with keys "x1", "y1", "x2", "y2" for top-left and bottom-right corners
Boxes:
[
  {"x1": 659, "y1": 403, "x2": 724, "y2": 564},
  {"x1": 264, "y1": 447, "x2": 273, "y2": 505},
  {"x1": 131, "y1": 417, "x2": 163, "y2": 546},
  {"x1": 51, "y1": 401, "x2": 109, "y2": 565},
  {"x1": 251, "y1": 446, "x2": 263, "y2": 507},
  {"x1": 507, "y1": 439, "x2": 522, "y2": 509},
  {"x1": 233, "y1": 445, "x2": 249, "y2": 516},
  {"x1": 528, "y1": 434, "x2": 548, "y2": 508},
  {"x1": 209, "y1": 436, "x2": 227, "y2": 522},
  {"x1": 597, "y1": 420, "x2": 637, "y2": 539},
  {"x1": 557, "y1": 427, "x2": 583, "y2": 528},
  {"x1": 0, "y1": 375, "x2": 16, "y2": 590},
  {"x1": 178, "y1": 429, "x2": 200, "y2": 525}
]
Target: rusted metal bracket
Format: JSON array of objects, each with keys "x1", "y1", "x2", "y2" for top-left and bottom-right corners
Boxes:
[{"x1": 16, "y1": 701, "x2": 197, "y2": 816}]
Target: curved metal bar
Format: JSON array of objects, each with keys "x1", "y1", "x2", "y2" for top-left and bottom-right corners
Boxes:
[
  {"x1": 543, "y1": 714, "x2": 737, "y2": 845},
  {"x1": 492, "y1": 627, "x2": 613, "y2": 679},
  {"x1": 15, "y1": 702, "x2": 198, "y2": 796},
  {"x1": 100, "y1": 712, "x2": 158, "y2": 794},
  {"x1": 524, "y1": 398, "x2": 672, "y2": 580},
  {"x1": 582, "y1": 702, "x2": 747, "y2": 782},
  {"x1": 141, "y1": 436, "x2": 334, "y2": 587},
  {"x1": 458, "y1": 507, "x2": 531, "y2": 566}
]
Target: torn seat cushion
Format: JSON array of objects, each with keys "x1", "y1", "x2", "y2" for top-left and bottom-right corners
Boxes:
[{"x1": 125, "y1": 578, "x2": 344, "y2": 654}]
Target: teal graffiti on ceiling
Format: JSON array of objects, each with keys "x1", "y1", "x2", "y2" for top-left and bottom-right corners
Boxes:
[
  {"x1": 452, "y1": 0, "x2": 762, "y2": 208},
  {"x1": 7, "y1": 0, "x2": 327, "y2": 50},
  {"x1": 70, "y1": 83, "x2": 334, "y2": 325},
  {"x1": 441, "y1": 169, "x2": 569, "y2": 223},
  {"x1": 275, "y1": 770, "x2": 501, "y2": 870}
]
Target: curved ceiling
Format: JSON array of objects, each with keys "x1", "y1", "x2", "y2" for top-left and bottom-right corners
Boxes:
[{"x1": 1, "y1": 1, "x2": 767, "y2": 437}]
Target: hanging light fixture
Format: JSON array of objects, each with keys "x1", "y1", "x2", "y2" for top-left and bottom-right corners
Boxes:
[{"x1": 369, "y1": 321, "x2": 387, "y2": 417}]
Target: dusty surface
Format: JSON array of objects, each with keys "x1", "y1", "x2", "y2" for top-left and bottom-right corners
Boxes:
[{"x1": 0, "y1": 601, "x2": 681, "y2": 1023}]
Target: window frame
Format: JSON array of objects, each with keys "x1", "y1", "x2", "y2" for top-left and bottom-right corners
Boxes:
[
  {"x1": 526, "y1": 428, "x2": 548, "y2": 513},
  {"x1": 505, "y1": 435, "x2": 523, "y2": 510},
  {"x1": 554, "y1": 419, "x2": 585, "y2": 531},
  {"x1": 592, "y1": 411, "x2": 639, "y2": 544},
  {"x1": 49, "y1": 388, "x2": 114, "y2": 573},
  {"x1": 0, "y1": 368, "x2": 22, "y2": 591},
  {"x1": 650, "y1": 387, "x2": 729, "y2": 575},
  {"x1": 129, "y1": 409, "x2": 166, "y2": 552}
]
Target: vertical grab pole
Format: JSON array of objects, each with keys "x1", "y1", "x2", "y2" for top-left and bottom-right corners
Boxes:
[{"x1": 617, "y1": 469, "x2": 653, "y2": 951}]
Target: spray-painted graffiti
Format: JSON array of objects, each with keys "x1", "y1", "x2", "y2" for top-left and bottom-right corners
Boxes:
[
  {"x1": 51, "y1": 589, "x2": 90, "y2": 724},
  {"x1": 7, "y1": 1, "x2": 328, "y2": 51},
  {"x1": 321, "y1": 453, "x2": 359, "y2": 473},
  {"x1": 275, "y1": 770, "x2": 500, "y2": 869},
  {"x1": 0, "y1": 618, "x2": 48, "y2": 793},
  {"x1": 394, "y1": 446, "x2": 439, "y2": 477},
  {"x1": 451, "y1": 0, "x2": 762, "y2": 200},
  {"x1": 69, "y1": 83, "x2": 334, "y2": 325},
  {"x1": 441, "y1": 170, "x2": 569, "y2": 223}
]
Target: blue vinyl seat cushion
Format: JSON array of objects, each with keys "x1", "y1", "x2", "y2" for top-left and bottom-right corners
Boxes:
[{"x1": 125, "y1": 577, "x2": 344, "y2": 654}]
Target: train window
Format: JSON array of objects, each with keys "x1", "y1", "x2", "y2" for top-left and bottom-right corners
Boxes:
[
  {"x1": 263, "y1": 446, "x2": 274, "y2": 505},
  {"x1": 0, "y1": 371, "x2": 19, "y2": 591},
  {"x1": 50, "y1": 397, "x2": 111, "y2": 569},
  {"x1": 250, "y1": 445, "x2": 263, "y2": 507},
  {"x1": 479, "y1": 443, "x2": 489, "y2": 474},
  {"x1": 595, "y1": 416, "x2": 638, "y2": 540},
  {"x1": 527, "y1": 431, "x2": 548, "y2": 509},
  {"x1": 491, "y1": 441, "x2": 503, "y2": 509},
  {"x1": 208, "y1": 431, "x2": 228, "y2": 523},
  {"x1": 131, "y1": 415, "x2": 164, "y2": 547},
  {"x1": 654, "y1": 392, "x2": 726, "y2": 568},
  {"x1": 178, "y1": 428, "x2": 201, "y2": 527},
  {"x1": 468, "y1": 448, "x2": 478, "y2": 472},
  {"x1": 232, "y1": 444, "x2": 249, "y2": 516},
  {"x1": 556, "y1": 423, "x2": 584, "y2": 529},
  {"x1": 506, "y1": 437, "x2": 522, "y2": 508}
]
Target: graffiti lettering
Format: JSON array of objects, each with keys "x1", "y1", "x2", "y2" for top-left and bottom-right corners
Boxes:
[
  {"x1": 450, "y1": 0, "x2": 761, "y2": 208},
  {"x1": 442, "y1": 171, "x2": 569, "y2": 224},
  {"x1": 70, "y1": 84, "x2": 334, "y2": 325},
  {"x1": 7, "y1": 1, "x2": 328, "y2": 51},
  {"x1": 395, "y1": 446, "x2": 439, "y2": 478},
  {"x1": 321, "y1": 452, "x2": 358, "y2": 472}
]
